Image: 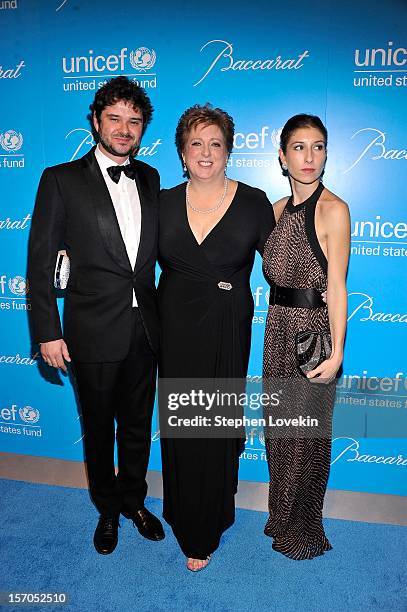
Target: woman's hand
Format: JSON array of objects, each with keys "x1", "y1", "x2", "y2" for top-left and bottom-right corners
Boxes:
[{"x1": 306, "y1": 355, "x2": 342, "y2": 384}]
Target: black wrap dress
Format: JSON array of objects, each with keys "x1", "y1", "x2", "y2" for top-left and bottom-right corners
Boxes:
[{"x1": 158, "y1": 181, "x2": 275, "y2": 559}]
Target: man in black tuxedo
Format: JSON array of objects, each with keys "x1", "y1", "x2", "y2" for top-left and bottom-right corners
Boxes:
[{"x1": 28, "y1": 76, "x2": 164, "y2": 554}]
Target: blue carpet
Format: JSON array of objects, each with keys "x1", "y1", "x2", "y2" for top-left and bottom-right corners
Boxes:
[{"x1": 1, "y1": 479, "x2": 406, "y2": 612}]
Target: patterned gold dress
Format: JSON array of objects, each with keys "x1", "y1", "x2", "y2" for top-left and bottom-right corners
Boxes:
[{"x1": 262, "y1": 182, "x2": 335, "y2": 560}]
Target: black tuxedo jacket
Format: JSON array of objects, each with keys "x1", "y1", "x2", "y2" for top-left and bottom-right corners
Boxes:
[{"x1": 28, "y1": 147, "x2": 160, "y2": 362}]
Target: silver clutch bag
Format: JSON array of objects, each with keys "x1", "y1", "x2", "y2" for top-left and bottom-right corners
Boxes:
[
  {"x1": 54, "y1": 250, "x2": 70, "y2": 290},
  {"x1": 295, "y1": 330, "x2": 332, "y2": 377}
]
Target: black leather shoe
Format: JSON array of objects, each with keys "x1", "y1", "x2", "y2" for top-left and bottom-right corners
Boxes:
[
  {"x1": 93, "y1": 515, "x2": 119, "y2": 554},
  {"x1": 122, "y1": 507, "x2": 165, "y2": 541}
]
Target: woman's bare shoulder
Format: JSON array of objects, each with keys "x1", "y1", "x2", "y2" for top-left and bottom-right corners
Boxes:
[
  {"x1": 319, "y1": 188, "x2": 350, "y2": 226},
  {"x1": 273, "y1": 196, "x2": 290, "y2": 221},
  {"x1": 320, "y1": 187, "x2": 349, "y2": 213}
]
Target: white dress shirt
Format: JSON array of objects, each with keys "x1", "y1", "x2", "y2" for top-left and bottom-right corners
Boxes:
[{"x1": 95, "y1": 145, "x2": 141, "y2": 306}]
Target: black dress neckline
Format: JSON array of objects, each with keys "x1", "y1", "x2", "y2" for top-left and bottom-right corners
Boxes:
[
  {"x1": 185, "y1": 180, "x2": 241, "y2": 247},
  {"x1": 286, "y1": 182, "x2": 324, "y2": 214}
]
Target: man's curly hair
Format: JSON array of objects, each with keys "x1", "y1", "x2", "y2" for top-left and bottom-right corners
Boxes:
[{"x1": 90, "y1": 76, "x2": 153, "y2": 134}]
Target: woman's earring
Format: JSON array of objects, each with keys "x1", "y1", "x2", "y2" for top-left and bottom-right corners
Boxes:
[
  {"x1": 282, "y1": 163, "x2": 288, "y2": 171},
  {"x1": 183, "y1": 162, "x2": 187, "y2": 173}
]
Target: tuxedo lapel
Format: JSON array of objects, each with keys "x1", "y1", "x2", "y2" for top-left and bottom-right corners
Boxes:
[
  {"x1": 81, "y1": 148, "x2": 132, "y2": 273},
  {"x1": 133, "y1": 163, "x2": 155, "y2": 274}
]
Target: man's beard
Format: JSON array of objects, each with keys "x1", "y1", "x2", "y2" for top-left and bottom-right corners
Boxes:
[{"x1": 99, "y1": 134, "x2": 136, "y2": 159}]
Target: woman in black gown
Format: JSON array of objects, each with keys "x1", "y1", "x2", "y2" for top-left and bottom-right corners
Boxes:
[{"x1": 158, "y1": 104, "x2": 275, "y2": 570}]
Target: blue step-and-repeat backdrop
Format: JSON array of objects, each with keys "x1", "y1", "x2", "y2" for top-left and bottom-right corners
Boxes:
[{"x1": 1, "y1": 0, "x2": 406, "y2": 496}]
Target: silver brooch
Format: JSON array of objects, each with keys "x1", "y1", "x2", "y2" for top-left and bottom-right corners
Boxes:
[{"x1": 218, "y1": 281, "x2": 232, "y2": 291}]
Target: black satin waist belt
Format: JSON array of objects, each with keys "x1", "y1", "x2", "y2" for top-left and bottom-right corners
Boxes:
[{"x1": 267, "y1": 281, "x2": 325, "y2": 309}]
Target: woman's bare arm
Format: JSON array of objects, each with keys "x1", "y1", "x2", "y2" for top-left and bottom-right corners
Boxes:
[{"x1": 307, "y1": 196, "x2": 350, "y2": 381}]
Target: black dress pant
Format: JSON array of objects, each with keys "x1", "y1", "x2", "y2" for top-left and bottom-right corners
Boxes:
[{"x1": 72, "y1": 308, "x2": 156, "y2": 516}]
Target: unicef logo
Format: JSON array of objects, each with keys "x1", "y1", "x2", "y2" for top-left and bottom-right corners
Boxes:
[
  {"x1": 271, "y1": 128, "x2": 283, "y2": 149},
  {"x1": 19, "y1": 406, "x2": 40, "y2": 424},
  {"x1": 0, "y1": 130, "x2": 23, "y2": 153},
  {"x1": 130, "y1": 47, "x2": 156, "y2": 71},
  {"x1": 8, "y1": 276, "x2": 29, "y2": 296}
]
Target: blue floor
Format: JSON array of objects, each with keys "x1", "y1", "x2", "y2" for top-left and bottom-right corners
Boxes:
[{"x1": 1, "y1": 479, "x2": 406, "y2": 612}]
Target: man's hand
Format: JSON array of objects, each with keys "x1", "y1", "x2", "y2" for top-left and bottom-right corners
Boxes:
[{"x1": 40, "y1": 339, "x2": 71, "y2": 372}]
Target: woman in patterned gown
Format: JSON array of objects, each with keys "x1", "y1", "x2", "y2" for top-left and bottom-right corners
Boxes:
[
  {"x1": 158, "y1": 104, "x2": 275, "y2": 571},
  {"x1": 262, "y1": 114, "x2": 350, "y2": 560}
]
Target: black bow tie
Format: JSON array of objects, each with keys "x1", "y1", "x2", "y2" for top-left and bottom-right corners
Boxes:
[{"x1": 106, "y1": 162, "x2": 137, "y2": 184}]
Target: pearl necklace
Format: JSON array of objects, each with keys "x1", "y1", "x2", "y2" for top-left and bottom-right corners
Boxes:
[{"x1": 186, "y1": 178, "x2": 228, "y2": 214}]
